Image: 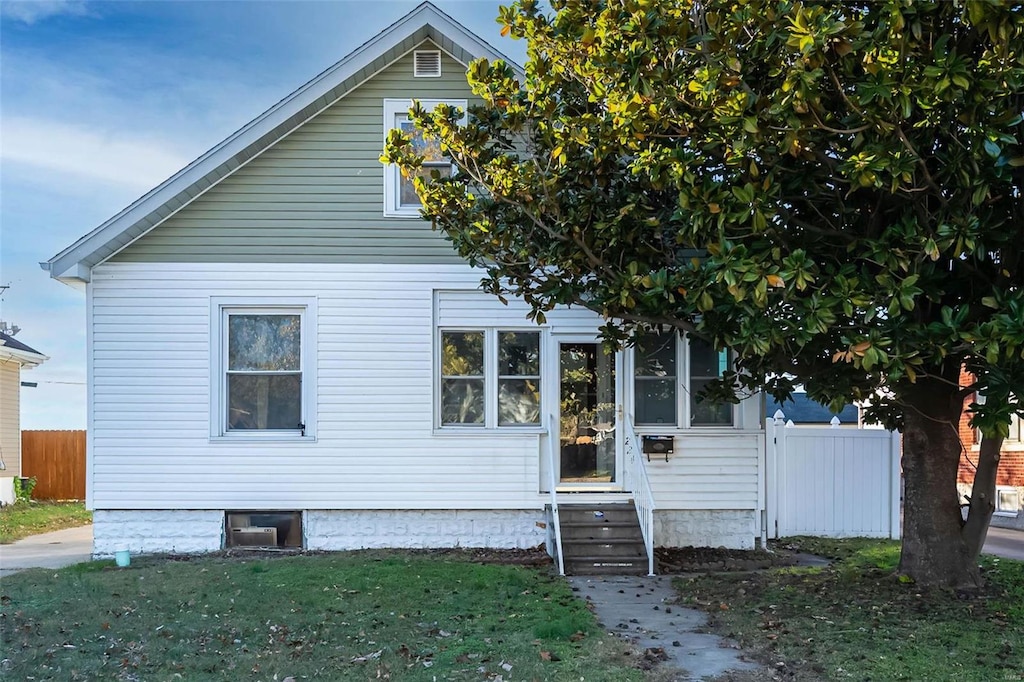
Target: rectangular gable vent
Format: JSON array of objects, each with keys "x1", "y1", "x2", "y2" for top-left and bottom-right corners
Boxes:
[{"x1": 414, "y1": 50, "x2": 441, "y2": 77}]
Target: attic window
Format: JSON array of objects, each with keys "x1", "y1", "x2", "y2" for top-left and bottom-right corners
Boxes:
[
  {"x1": 383, "y1": 99, "x2": 466, "y2": 217},
  {"x1": 414, "y1": 50, "x2": 441, "y2": 77}
]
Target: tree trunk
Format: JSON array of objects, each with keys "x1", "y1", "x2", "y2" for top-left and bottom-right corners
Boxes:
[
  {"x1": 899, "y1": 376, "x2": 982, "y2": 588},
  {"x1": 963, "y1": 434, "x2": 1003, "y2": 561}
]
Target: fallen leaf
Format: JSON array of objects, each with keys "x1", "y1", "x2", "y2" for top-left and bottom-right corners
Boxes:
[{"x1": 351, "y1": 649, "x2": 384, "y2": 663}]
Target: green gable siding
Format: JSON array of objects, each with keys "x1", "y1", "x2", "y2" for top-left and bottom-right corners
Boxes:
[{"x1": 112, "y1": 45, "x2": 473, "y2": 264}]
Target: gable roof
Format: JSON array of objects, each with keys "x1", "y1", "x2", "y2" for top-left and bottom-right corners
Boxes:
[
  {"x1": 0, "y1": 331, "x2": 48, "y2": 368},
  {"x1": 42, "y1": 1, "x2": 522, "y2": 285}
]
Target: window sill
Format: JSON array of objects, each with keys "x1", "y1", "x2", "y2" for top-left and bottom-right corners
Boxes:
[
  {"x1": 994, "y1": 511, "x2": 1021, "y2": 518},
  {"x1": 432, "y1": 427, "x2": 546, "y2": 437},
  {"x1": 383, "y1": 209, "x2": 425, "y2": 219},
  {"x1": 211, "y1": 434, "x2": 317, "y2": 444},
  {"x1": 634, "y1": 426, "x2": 746, "y2": 435}
]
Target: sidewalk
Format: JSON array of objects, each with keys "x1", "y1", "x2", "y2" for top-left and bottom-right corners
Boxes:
[
  {"x1": 0, "y1": 525, "x2": 93, "y2": 577},
  {"x1": 983, "y1": 525, "x2": 1024, "y2": 561}
]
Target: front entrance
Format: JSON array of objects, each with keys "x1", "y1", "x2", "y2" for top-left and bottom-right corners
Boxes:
[{"x1": 556, "y1": 340, "x2": 621, "y2": 489}]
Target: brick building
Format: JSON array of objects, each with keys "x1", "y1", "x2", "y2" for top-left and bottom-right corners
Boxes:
[{"x1": 956, "y1": 370, "x2": 1024, "y2": 530}]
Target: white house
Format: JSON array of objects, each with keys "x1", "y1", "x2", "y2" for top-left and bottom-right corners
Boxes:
[
  {"x1": 43, "y1": 2, "x2": 898, "y2": 572},
  {"x1": 0, "y1": 330, "x2": 48, "y2": 505}
]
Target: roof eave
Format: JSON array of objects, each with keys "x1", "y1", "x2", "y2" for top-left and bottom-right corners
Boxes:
[{"x1": 0, "y1": 347, "x2": 49, "y2": 369}]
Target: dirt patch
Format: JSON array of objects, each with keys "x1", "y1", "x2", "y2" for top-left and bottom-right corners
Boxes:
[
  {"x1": 128, "y1": 545, "x2": 810, "y2": 574},
  {"x1": 656, "y1": 546, "x2": 801, "y2": 573},
  {"x1": 142, "y1": 545, "x2": 554, "y2": 567}
]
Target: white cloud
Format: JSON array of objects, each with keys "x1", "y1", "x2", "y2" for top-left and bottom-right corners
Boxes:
[
  {"x1": 0, "y1": 0, "x2": 91, "y2": 25},
  {"x1": 1, "y1": 117, "x2": 190, "y2": 191}
]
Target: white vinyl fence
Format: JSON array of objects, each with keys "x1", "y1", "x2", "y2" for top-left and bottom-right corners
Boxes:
[{"x1": 766, "y1": 411, "x2": 901, "y2": 539}]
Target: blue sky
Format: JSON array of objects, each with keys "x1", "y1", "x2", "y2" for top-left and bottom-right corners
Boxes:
[{"x1": 0, "y1": 0, "x2": 525, "y2": 429}]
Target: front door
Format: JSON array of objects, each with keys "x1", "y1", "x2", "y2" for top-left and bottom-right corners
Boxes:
[{"x1": 556, "y1": 340, "x2": 621, "y2": 489}]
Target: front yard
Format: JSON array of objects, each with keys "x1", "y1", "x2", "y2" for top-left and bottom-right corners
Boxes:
[
  {"x1": 679, "y1": 537, "x2": 1024, "y2": 681},
  {"x1": 0, "y1": 551, "x2": 645, "y2": 681},
  {"x1": 0, "y1": 501, "x2": 91, "y2": 543},
  {"x1": 4, "y1": 539, "x2": 1023, "y2": 681}
]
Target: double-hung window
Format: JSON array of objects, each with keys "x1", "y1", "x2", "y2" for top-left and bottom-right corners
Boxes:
[
  {"x1": 633, "y1": 332, "x2": 734, "y2": 428},
  {"x1": 440, "y1": 331, "x2": 486, "y2": 425},
  {"x1": 439, "y1": 329, "x2": 541, "y2": 428},
  {"x1": 211, "y1": 300, "x2": 316, "y2": 439},
  {"x1": 383, "y1": 98, "x2": 466, "y2": 217}
]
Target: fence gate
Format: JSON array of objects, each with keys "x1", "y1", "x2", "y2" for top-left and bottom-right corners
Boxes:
[{"x1": 766, "y1": 415, "x2": 901, "y2": 539}]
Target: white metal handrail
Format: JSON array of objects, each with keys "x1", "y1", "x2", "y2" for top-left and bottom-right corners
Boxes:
[
  {"x1": 623, "y1": 414, "x2": 656, "y2": 576},
  {"x1": 546, "y1": 413, "x2": 565, "y2": 576}
]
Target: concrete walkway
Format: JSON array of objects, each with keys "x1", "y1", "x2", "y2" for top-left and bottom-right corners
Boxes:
[
  {"x1": 569, "y1": 575, "x2": 764, "y2": 681},
  {"x1": 569, "y1": 528, "x2": 1024, "y2": 681},
  {"x1": 0, "y1": 525, "x2": 93, "y2": 577}
]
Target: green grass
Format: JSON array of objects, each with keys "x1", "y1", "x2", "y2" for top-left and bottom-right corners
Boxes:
[
  {"x1": 676, "y1": 537, "x2": 1024, "y2": 681},
  {"x1": 0, "y1": 501, "x2": 91, "y2": 543},
  {"x1": 0, "y1": 551, "x2": 647, "y2": 681}
]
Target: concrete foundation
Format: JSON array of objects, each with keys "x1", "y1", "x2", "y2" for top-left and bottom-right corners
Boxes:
[{"x1": 655, "y1": 510, "x2": 756, "y2": 549}]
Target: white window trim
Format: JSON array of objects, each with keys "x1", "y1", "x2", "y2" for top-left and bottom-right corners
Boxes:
[
  {"x1": 382, "y1": 98, "x2": 467, "y2": 218},
  {"x1": 434, "y1": 327, "x2": 545, "y2": 434},
  {"x1": 995, "y1": 486, "x2": 1021, "y2": 517},
  {"x1": 209, "y1": 297, "x2": 318, "y2": 442},
  {"x1": 631, "y1": 332, "x2": 738, "y2": 432}
]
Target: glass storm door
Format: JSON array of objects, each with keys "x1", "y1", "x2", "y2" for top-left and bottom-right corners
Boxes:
[{"x1": 557, "y1": 341, "x2": 620, "y2": 487}]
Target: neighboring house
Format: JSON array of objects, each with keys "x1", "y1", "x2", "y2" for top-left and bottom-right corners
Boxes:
[
  {"x1": 765, "y1": 393, "x2": 860, "y2": 427},
  {"x1": 957, "y1": 370, "x2": 1024, "y2": 530},
  {"x1": 0, "y1": 331, "x2": 47, "y2": 505},
  {"x1": 42, "y1": 2, "x2": 898, "y2": 565}
]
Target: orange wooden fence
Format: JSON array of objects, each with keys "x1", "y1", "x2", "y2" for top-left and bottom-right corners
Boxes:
[{"x1": 21, "y1": 430, "x2": 86, "y2": 501}]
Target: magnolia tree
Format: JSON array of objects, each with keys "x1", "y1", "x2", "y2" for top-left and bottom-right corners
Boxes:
[{"x1": 383, "y1": 0, "x2": 1024, "y2": 587}]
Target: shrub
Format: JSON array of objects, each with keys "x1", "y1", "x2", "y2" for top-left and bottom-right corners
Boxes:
[{"x1": 13, "y1": 476, "x2": 37, "y2": 504}]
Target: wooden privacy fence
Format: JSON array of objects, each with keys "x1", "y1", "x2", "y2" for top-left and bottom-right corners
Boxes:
[{"x1": 21, "y1": 430, "x2": 86, "y2": 500}]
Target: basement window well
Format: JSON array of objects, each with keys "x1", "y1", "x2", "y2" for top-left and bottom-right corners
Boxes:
[{"x1": 225, "y1": 511, "x2": 303, "y2": 548}]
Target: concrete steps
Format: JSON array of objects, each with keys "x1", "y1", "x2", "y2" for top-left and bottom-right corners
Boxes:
[{"x1": 558, "y1": 503, "x2": 649, "y2": 575}]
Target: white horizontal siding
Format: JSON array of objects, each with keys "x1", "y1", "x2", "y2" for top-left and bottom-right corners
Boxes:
[
  {"x1": 89, "y1": 261, "x2": 763, "y2": 513},
  {"x1": 89, "y1": 262, "x2": 544, "y2": 510},
  {"x1": 436, "y1": 289, "x2": 602, "y2": 331},
  {"x1": 645, "y1": 434, "x2": 763, "y2": 510}
]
